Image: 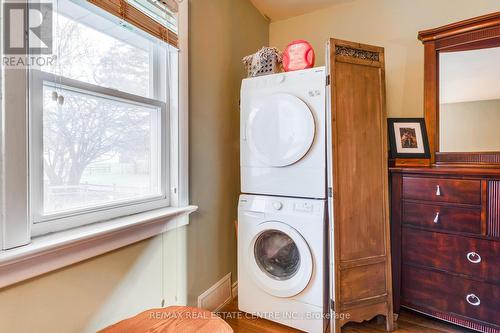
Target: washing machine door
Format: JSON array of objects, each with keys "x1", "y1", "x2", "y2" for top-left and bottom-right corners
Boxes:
[
  {"x1": 249, "y1": 221, "x2": 313, "y2": 298},
  {"x1": 247, "y1": 93, "x2": 315, "y2": 167}
]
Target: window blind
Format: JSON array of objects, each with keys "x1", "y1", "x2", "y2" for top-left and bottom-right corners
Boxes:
[
  {"x1": 128, "y1": 0, "x2": 177, "y2": 32},
  {"x1": 87, "y1": 0, "x2": 178, "y2": 48}
]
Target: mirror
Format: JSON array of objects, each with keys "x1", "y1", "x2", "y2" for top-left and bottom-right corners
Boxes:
[{"x1": 439, "y1": 46, "x2": 500, "y2": 152}]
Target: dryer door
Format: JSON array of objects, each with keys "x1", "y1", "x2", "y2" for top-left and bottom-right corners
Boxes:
[
  {"x1": 249, "y1": 221, "x2": 313, "y2": 298},
  {"x1": 247, "y1": 93, "x2": 315, "y2": 167}
]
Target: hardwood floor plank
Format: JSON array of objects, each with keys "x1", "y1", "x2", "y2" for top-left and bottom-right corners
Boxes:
[{"x1": 220, "y1": 299, "x2": 475, "y2": 333}]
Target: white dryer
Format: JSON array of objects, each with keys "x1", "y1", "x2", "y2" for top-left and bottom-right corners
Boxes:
[
  {"x1": 240, "y1": 68, "x2": 326, "y2": 199},
  {"x1": 238, "y1": 194, "x2": 327, "y2": 333}
]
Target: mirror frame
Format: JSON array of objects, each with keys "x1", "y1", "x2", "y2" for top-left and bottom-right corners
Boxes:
[{"x1": 418, "y1": 12, "x2": 500, "y2": 166}]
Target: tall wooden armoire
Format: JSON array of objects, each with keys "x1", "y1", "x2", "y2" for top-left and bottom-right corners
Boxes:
[{"x1": 326, "y1": 39, "x2": 394, "y2": 332}]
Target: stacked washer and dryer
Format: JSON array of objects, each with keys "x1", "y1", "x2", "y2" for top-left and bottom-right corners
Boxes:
[{"x1": 238, "y1": 67, "x2": 329, "y2": 333}]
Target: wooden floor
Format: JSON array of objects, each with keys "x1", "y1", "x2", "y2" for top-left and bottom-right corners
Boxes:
[{"x1": 220, "y1": 298, "x2": 474, "y2": 333}]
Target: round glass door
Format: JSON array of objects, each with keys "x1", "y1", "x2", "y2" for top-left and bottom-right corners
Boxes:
[
  {"x1": 249, "y1": 221, "x2": 313, "y2": 298},
  {"x1": 247, "y1": 93, "x2": 315, "y2": 167},
  {"x1": 254, "y1": 230, "x2": 300, "y2": 281}
]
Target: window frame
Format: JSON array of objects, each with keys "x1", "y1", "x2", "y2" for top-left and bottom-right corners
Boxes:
[
  {"x1": 29, "y1": 70, "x2": 171, "y2": 236},
  {"x1": 1, "y1": 0, "x2": 190, "y2": 251},
  {"x1": 28, "y1": 0, "x2": 176, "y2": 235}
]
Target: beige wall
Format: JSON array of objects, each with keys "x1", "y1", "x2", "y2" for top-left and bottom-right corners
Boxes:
[
  {"x1": 270, "y1": 0, "x2": 500, "y2": 118},
  {"x1": 441, "y1": 99, "x2": 500, "y2": 152},
  {"x1": 0, "y1": 0, "x2": 268, "y2": 331},
  {"x1": 7, "y1": 2, "x2": 497, "y2": 332},
  {"x1": 0, "y1": 229, "x2": 187, "y2": 333},
  {"x1": 187, "y1": 0, "x2": 268, "y2": 305}
]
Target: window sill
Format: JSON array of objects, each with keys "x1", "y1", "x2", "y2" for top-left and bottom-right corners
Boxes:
[{"x1": 0, "y1": 205, "x2": 197, "y2": 289}]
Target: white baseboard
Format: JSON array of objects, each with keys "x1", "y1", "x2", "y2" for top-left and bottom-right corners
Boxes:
[
  {"x1": 197, "y1": 273, "x2": 232, "y2": 312},
  {"x1": 231, "y1": 281, "x2": 238, "y2": 298}
]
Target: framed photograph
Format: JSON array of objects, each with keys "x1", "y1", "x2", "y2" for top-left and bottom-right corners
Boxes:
[{"x1": 388, "y1": 118, "x2": 430, "y2": 159}]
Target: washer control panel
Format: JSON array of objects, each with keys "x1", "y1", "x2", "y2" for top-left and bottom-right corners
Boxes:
[
  {"x1": 294, "y1": 202, "x2": 314, "y2": 213},
  {"x1": 239, "y1": 194, "x2": 324, "y2": 216}
]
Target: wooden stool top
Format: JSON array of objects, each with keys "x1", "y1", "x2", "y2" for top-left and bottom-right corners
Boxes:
[{"x1": 99, "y1": 306, "x2": 233, "y2": 333}]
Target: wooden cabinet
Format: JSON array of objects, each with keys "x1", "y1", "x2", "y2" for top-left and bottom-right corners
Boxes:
[
  {"x1": 327, "y1": 39, "x2": 393, "y2": 332},
  {"x1": 391, "y1": 167, "x2": 500, "y2": 333}
]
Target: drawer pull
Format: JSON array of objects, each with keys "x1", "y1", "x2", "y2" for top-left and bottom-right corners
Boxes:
[
  {"x1": 433, "y1": 212, "x2": 440, "y2": 224},
  {"x1": 466, "y1": 252, "x2": 482, "y2": 264},
  {"x1": 466, "y1": 294, "x2": 481, "y2": 306},
  {"x1": 436, "y1": 185, "x2": 441, "y2": 196}
]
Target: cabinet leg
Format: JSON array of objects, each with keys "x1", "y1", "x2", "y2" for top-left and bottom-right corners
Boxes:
[
  {"x1": 385, "y1": 314, "x2": 395, "y2": 332},
  {"x1": 332, "y1": 319, "x2": 341, "y2": 333}
]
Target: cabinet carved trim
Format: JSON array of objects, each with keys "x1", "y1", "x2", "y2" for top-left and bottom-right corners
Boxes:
[
  {"x1": 488, "y1": 181, "x2": 500, "y2": 238},
  {"x1": 335, "y1": 45, "x2": 380, "y2": 61},
  {"x1": 436, "y1": 152, "x2": 500, "y2": 166}
]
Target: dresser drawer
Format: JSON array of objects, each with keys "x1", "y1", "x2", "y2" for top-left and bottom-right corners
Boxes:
[
  {"x1": 402, "y1": 228, "x2": 500, "y2": 283},
  {"x1": 402, "y1": 177, "x2": 481, "y2": 205},
  {"x1": 402, "y1": 265, "x2": 500, "y2": 326},
  {"x1": 403, "y1": 202, "x2": 482, "y2": 234}
]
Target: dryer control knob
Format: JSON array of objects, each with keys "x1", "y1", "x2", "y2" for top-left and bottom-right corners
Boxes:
[
  {"x1": 275, "y1": 75, "x2": 285, "y2": 84},
  {"x1": 273, "y1": 202, "x2": 283, "y2": 210}
]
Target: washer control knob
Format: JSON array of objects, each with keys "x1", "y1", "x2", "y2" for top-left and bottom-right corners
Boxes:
[{"x1": 273, "y1": 202, "x2": 283, "y2": 210}]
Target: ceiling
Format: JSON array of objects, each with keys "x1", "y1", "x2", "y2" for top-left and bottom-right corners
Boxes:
[{"x1": 249, "y1": 0, "x2": 341, "y2": 22}]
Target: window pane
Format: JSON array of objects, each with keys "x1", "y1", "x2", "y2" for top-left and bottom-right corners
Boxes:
[
  {"x1": 43, "y1": 2, "x2": 156, "y2": 98},
  {"x1": 42, "y1": 84, "x2": 162, "y2": 215}
]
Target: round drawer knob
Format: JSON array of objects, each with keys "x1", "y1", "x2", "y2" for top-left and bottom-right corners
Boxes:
[
  {"x1": 466, "y1": 293, "x2": 481, "y2": 306},
  {"x1": 466, "y1": 252, "x2": 482, "y2": 264},
  {"x1": 272, "y1": 202, "x2": 283, "y2": 210}
]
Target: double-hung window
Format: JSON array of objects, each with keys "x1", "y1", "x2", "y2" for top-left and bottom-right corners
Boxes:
[
  {"x1": 29, "y1": 1, "x2": 174, "y2": 234},
  {"x1": 0, "y1": 0, "x2": 188, "y2": 255}
]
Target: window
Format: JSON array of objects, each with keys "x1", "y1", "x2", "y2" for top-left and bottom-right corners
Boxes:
[
  {"x1": 28, "y1": 0, "x2": 175, "y2": 234},
  {"x1": 0, "y1": 0, "x2": 189, "y2": 284}
]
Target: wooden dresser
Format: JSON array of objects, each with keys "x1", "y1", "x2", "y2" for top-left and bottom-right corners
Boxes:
[
  {"x1": 390, "y1": 167, "x2": 500, "y2": 333},
  {"x1": 388, "y1": 13, "x2": 500, "y2": 333}
]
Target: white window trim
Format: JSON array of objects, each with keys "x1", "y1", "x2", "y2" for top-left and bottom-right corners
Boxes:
[
  {"x1": 0, "y1": 205, "x2": 197, "y2": 289},
  {"x1": 1, "y1": 1, "x2": 30, "y2": 250},
  {"x1": 0, "y1": 0, "x2": 192, "y2": 287}
]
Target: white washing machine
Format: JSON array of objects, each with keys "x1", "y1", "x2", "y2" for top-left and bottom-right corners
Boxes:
[
  {"x1": 240, "y1": 68, "x2": 326, "y2": 199},
  {"x1": 238, "y1": 194, "x2": 327, "y2": 333}
]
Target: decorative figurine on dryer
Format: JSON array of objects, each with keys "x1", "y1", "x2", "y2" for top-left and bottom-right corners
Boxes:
[{"x1": 282, "y1": 40, "x2": 315, "y2": 71}]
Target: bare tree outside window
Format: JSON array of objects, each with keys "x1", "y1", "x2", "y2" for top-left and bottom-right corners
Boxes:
[{"x1": 38, "y1": 11, "x2": 165, "y2": 214}]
